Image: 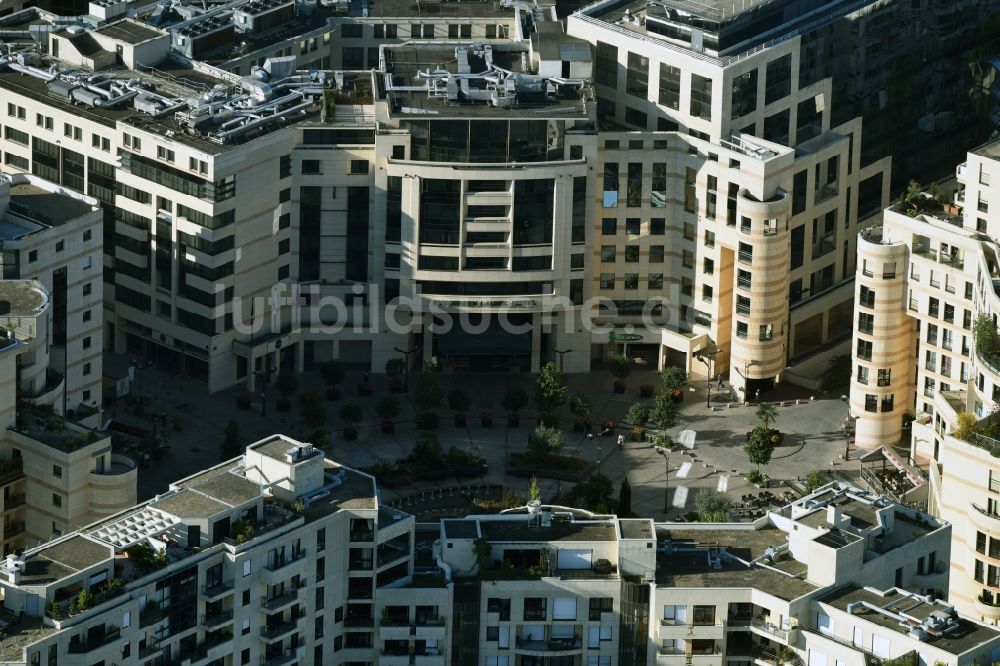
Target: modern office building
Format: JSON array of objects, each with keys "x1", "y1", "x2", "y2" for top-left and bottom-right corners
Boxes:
[
  {"x1": 0, "y1": 171, "x2": 104, "y2": 419},
  {"x1": 3, "y1": 0, "x2": 998, "y2": 392},
  {"x1": 0, "y1": 277, "x2": 136, "y2": 553}
]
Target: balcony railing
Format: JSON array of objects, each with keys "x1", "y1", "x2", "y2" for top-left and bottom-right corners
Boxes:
[
  {"x1": 265, "y1": 549, "x2": 306, "y2": 572},
  {"x1": 5, "y1": 493, "x2": 25, "y2": 509},
  {"x1": 750, "y1": 618, "x2": 794, "y2": 642},
  {"x1": 4, "y1": 521, "x2": 25, "y2": 538},
  {"x1": 350, "y1": 529, "x2": 374, "y2": 542},
  {"x1": 515, "y1": 636, "x2": 582, "y2": 652},
  {"x1": 202, "y1": 580, "x2": 234, "y2": 598},
  {"x1": 200, "y1": 609, "x2": 234, "y2": 628}
]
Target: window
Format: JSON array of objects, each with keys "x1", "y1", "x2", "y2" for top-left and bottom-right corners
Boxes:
[
  {"x1": 690, "y1": 74, "x2": 712, "y2": 120},
  {"x1": 625, "y1": 52, "x2": 649, "y2": 98},
  {"x1": 625, "y1": 218, "x2": 641, "y2": 235},
  {"x1": 736, "y1": 295, "x2": 750, "y2": 315},
  {"x1": 83, "y1": 336, "x2": 91, "y2": 349},
  {"x1": 859, "y1": 285, "x2": 875, "y2": 308},
  {"x1": 601, "y1": 246, "x2": 616, "y2": 262},
  {"x1": 877, "y1": 369, "x2": 891, "y2": 387},
  {"x1": 857, "y1": 339, "x2": 872, "y2": 361},
  {"x1": 52, "y1": 493, "x2": 62, "y2": 508},
  {"x1": 600, "y1": 273, "x2": 614, "y2": 289},
  {"x1": 649, "y1": 245, "x2": 664, "y2": 262},
  {"x1": 759, "y1": 324, "x2": 773, "y2": 341},
  {"x1": 302, "y1": 159, "x2": 321, "y2": 174},
  {"x1": 649, "y1": 273, "x2": 663, "y2": 289},
  {"x1": 28, "y1": 250, "x2": 37, "y2": 263},
  {"x1": 625, "y1": 273, "x2": 638, "y2": 289},
  {"x1": 602, "y1": 218, "x2": 617, "y2": 235},
  {"x1": 553, "y1": 597, "x2": 577, "y2": 620},
  {"x1": 881, "y1": 395, "x2": 894, "y2": 412},
  {"x1": 736, "y1": 322, "x2": 748, "y2": 339},
  {"x1": 83, "y1": 363, "x2": 91, "y2": 376},
  {"x1": 857, "y1": 366, "x2": 869, "y2": 385},
  {"x1": 4, "y1": 126, "x2": 28, "y2": 145},
  {"x1": 589, "y1": 598, "x2": 613, "y2": 621},
  {"x1": 350, "y1": 160, "x2": 369, "y2": 174},
  {"x1": 858, "y1": 312, "x2": 873, "y2": 334},
  {"x1": 53, "y1": 465, "x2": 62, "y2": 478},
  {"x1": 865, "y1": 394, "x2": 878, "y2": 412},
  {"x1": 738, "y1": 242, "x2": 752, "y2": 264},
  {"x1": 703, "y1": 258, "x2": 714, "y2": 274},
  {"x1": 156, "y1": 146, "x2": 175, "y2": 162},
  {"x1": 765, "y1": 54, "x2": 791, "y2": 104},
  {"x1": 702, "y1": 285, "x2": 713, "y2": 302},
  {"x1": 737, "y1": 269, "x2": 751, "y2": 290},
  {"x1": 625, "y1": 246, "x2": 639, "y2": 262},
  {"x1": 595, "y1": 42, "x2": 618, "y2": 88}
]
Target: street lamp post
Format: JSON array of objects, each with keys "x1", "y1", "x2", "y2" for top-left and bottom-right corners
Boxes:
[
  {"x1": 655, "y1": 446, "x2": 670, "y2": 517},
  {"x1": 394, "y1": 345, "x2": 421, "y2": 391},
  {"x1": 840, "y1": 394, "x2": 852, "y2": 460},
  {"x1": 552, "y1": 348, "x2": 572, "y2": 374},
  {"x1": 696, "y1": 347, "x2": 722, "y2": 408}
]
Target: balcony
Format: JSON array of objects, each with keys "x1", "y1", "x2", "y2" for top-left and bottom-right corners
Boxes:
[
  {"x1": 68, "y1": 627, "x2": 121, "y2": 653},
  {"x1": 750, "y1": 619, "x2": 795, "y2": 643},
  {"x1": 202, "y1": 580, "x2": 234, "y2": 600},
  {"x1": 975, "y1": 594, "x2": 1000, "y2": 620},
  {"x1": 515, "y1": 636, "x2": 582, "y2": 653},
  {"x1": 262, "y1": 587, "x2": 302, "y2": 612},
  {"x1": 350, "y1": 529, "x2": 375, "y2": 542},
  {"x1": 659, "y1": 622, "x2": 725, "y2": 640},
  {"x1": 262, "y1": 549, "x2": 306, "y2": 579},
  {"x1": 4, "y1": 520, "x2": 25, "y2": 539},
  {"x1": 971, "y1": 503, "x2": 1000, "y2": 530},
  {"x1": 200, "y1": 609, "x2": 234, "y2": 629},
  {"x1": 262, "y1": 647, "x2": 302, "y2": 666},
  {"x1": 261, "y1": 614, "x2": 303, "y2": 641},
  {"x1": 0, "y1": 458, "x2": 24, "y2": 486}
]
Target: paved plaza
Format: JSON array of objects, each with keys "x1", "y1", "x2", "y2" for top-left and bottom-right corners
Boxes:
[{"x1": 106, "y1": 354, "x2": 866, "y2": 520}]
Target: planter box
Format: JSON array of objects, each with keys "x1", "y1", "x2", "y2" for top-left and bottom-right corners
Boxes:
[{"x1": 613, "y1": 383, "x2": 626, "y2": 394}]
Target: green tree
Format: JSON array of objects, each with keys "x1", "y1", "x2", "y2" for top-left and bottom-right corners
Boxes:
[
  {"x1": 375, "y1": 395, "x2": 400, "y2": 421},
  {"x1": 569, "y1": 394, "x2": 592, "y2": 419},
  {"x1": 617, "y1": 477, "x2": 632, "y2": 516},
  {"x1": 821, "y1": 355, "x2": 851, "y2": 390},
  {"x1": 300, "y1": 392, "x2": 327, "y2": 429},
  {"x1": 627, "y1": 402, "x2": 650, "y2": 426},
  {"x1": 220, "y1": 418, "x2": 241, "y2": 461},
  {"x1": 744, "y1": 426, "x2": 775, "y2": 471},
  {"x1": 804, "y1": 470, "x2": 826, "y2": 493},
  {"x1": 694, "y1": 489, "x2": 732, "y2": 522},
  {"x1": 609, "y1": 354, "x2": 632, "y2": 380},
  {"x1": 661, "y1": 366, "x2": 687, "y2": 391},
  {"x1": 955, "y1": 411, "x2": 977, "y2": 441},
  {"x1": 534, "y1": 362, "x2": 567, "y2": 417},
  {"x1": 274, "y1": 369, "x2": 298, "y2": 397},
  {"x1": 756, "y1": 403, "x2": 778, "y2": 430},
  {"x1": 413, "y1": 363, "x2": 443, "y2": 413},
  {"x1": 650, "y1": 393, "x2": 678, "y2": 431},
  {"x1": 975, "y1": 313, "x2": 999, "y2": 360},
  {"x1": 339, "y1": 403, "x2": 363, "y2": 426},
  {"x1": 320, "y1": 359, "x2": 346, "y2": 386},
  {"x1": 384, "y1": 358, "x2": 406, "y2": 376},
  {"x1": 502, "y1": 387, "x2": 528, "y2": 413},
  {"x1": 528, "y1": 424, "x2": 566, "y2": 455},
  {"x1": 577, "y1": 474, "x2": 614, "y2": 511},
  {"x1": 529, "y1": 475, "x2": 541, "y2": 503}
]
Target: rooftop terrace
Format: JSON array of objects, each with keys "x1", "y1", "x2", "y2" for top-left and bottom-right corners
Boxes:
[
  {"x1": 821, "y1": 586, "x2": 999, "y2": 655},
  {"x1": 11, "y1": 407, "x2": 104, "y2": 453},
  {"x1": 0, "y1": 280, "x2": 47, "y2": 317},
  {"x1": 656, "y1": 527, "x2": 817, "y2": 600}
]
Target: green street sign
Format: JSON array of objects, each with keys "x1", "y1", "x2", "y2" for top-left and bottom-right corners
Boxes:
[{"x1": 609, "y1": 331, "x2": 643, "y2": 343}]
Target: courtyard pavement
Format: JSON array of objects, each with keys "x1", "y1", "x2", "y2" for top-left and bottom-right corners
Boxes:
[{"x1": 105, "y1": 353, "x2": 864, "y2": 520}]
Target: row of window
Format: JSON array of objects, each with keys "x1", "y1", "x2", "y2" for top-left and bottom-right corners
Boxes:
[{"x1": 599, "y1": 273, "x2": 664, "y2": 290}]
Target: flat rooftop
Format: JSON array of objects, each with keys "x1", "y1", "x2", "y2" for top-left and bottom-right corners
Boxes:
[
  {"x1": 94, "y1": 19, "x2": 165, "y2": 44},
  {"x1": 359, "y1": 0, "x2": 513, "y2": 19},
  {"x1": 821, "y1": 587, "x2": 1000, "y2": 655},
  {"x1": 797, "y1": 496, "x2": 878, "y2": 530},
  {"x1": 0, "y1": 280, "x2": 47, "y2": 317},
  {"x1": 481, "y1": 521, "x2": 618, "y2": 543},
  {"x1": 301, "y1": 463, "x2": 378, "y2": 514},
  {"x1": 972, "y1": 137, "x2": 1000, "y2": 161},
  {"x1": 384, "y1": 44, "x2": 590, "y2": 119},
  {"x1": 656, "y1": 528, "x2": 817, "y2": 600},
  {"x1": 7, "y1": 183, "x2": 97, "y2": 227},
  {"x1": 12, "y1": 408, "x2": 104, "y2": 452},
  {"x1": 21, "y1": 536, "x2": 111, "y2": 585},
  {"x1": 619, "y1": 519, "x2": 653, "y2": 540},
  {"x1": 152, "y1": 488, "x2": 230, "y2": 519}
]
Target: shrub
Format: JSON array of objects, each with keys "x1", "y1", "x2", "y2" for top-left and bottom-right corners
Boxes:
[
  {"x1": 300, "y1": 392, "x2": 327, "y2": 429},
  {"x1": 375, "y1": 395, "x2": 400, "y2": 421},
  {"x1": 274, "y1": 370, "x2": 298, "y2": 397},
  {"x1": 695, "y1": 489, "x2": 732, "y2": 522},
  {"x1": 804, "y1": 470, "x2": 826, "y2": 493},
  {"x1": 534, "y1": 362, "x2": 567, "y2": 416},
  {"x1": 307, "y1": 430, "x2": 331, "y2": 447},
  {"x1": 955, "y1": 411, "x2": 977, "y2": 441},
  {"x1": 502, "y1": 387, "x2": 528, "y2": 413},
  {"x1": 528, "y1": 424, "x2": 566, "y2": 455},
  {"x1": 609, "y1": 354, "x2": 632, "y2": 380},
  {"x1": 626, "y1": 402, "x2": 650, "y2": 426},
  {"x1": 661, "y1": 366, "x2": 687, "y2": 391},
  {"x1": 414, "y1": 363, "x2": 443, "y2": 412},
  {"x1": 569, "y1": 394, "x2": 591, "y2": 419},
  {"x1": 339, "y1": 403, "x2": 363, "y2": 425},
  {"x1": 384, "y1": 358, "x2": 407, "y2": 376}
]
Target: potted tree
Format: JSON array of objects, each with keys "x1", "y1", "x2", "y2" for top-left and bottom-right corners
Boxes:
[
  {"x1": 375, "y1": 395, "x2": 400, "y2": 434},
  {"x1": 569, "y1": 393, "x2": 592, "y2": 432},
  {"x1": 609, "y1": 354, "x2": 631, "y2": 394},
  {"x1": 414, "y1": 363, "x2": 443, "y2": 430},
  {"x1": 339, "y1": 403, "x2": 363, "y2": 440},
  {"x1": 385, "y1": 358, "x2": 407, "y2": 394},
  {"x1": 662, "y1": 366, "x2": 687, "y2": 403},
  {"x1": 274, "y1": 369, "x2": 297, "y2": 412},
  {"x1": 448, "y1": 389, "x2": 471, "y2": 427},
  {"x1": 502, "y1": 387, "x2": 528, "y2": 428},
  {"x1": 534, "y1": 362, "x2": 567, "y2": 428},
  {"x1": 299, "y1": 392, "x2": 327, "y2": 432},
  {"x1": 320, "y1": 359, "x2": 346, "y2": 401},
  {"x1": 527, "y1": 475, "x2": 542, "y2": 514},
  {"x1": 626, "y1": 403, "x2": 649, "y2": 441}
]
